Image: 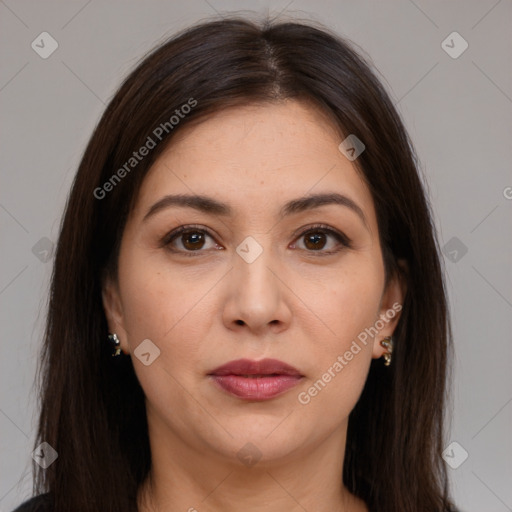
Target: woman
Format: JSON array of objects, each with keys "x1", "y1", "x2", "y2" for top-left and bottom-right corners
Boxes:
[{"x1": 13, "y1": 16, "x2": 456, "y2": 512}]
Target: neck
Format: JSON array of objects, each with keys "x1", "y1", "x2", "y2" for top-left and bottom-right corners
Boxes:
[{"x1": 137, "y1": 420, "x2": 368, "y2": 512}]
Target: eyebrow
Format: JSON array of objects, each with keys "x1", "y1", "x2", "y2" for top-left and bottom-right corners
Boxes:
[{"x1": 142, "y1": 192, "x2": 369, "y2": 230}]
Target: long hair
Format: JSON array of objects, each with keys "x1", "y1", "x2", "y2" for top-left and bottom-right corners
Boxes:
[{"x1": 31, "y1": 16, "x2": 455, "y2": 512}]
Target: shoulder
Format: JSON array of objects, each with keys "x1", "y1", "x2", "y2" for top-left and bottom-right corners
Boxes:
[{"x1": 11, "y1": 493, "x2": 53, "y2": 512}]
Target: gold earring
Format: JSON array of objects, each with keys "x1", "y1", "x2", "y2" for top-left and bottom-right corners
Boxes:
[{"x1": 380, "y1": 336, "x2": 394, "y2": 366}]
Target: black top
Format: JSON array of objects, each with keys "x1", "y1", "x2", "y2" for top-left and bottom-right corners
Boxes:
[{"x1": 11, "y1": 493, "x2": 52, "y2": 512}]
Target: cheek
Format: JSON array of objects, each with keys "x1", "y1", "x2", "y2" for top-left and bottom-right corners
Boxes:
[
  {"x1": 117, "y1": 260, "x2": 211, "y2": 426},
  {"x1": 116, "y1": 248, "x2": 220, "y2": 393},
  {"x1": 295, "y1": 348, "x2": 371, "y2": 439},
  {"x1": 294, "y1": 273, "x2": 380, "y2": 401},
  {"x1": 292, "y1": 260, "x2": 383, "y2": 410},
  {"x1": 118, "y1": 247, "x2": 212, "y2": 342},
  {"x1": 303, "y1": 260, "x2": 384, "y2": 350}
]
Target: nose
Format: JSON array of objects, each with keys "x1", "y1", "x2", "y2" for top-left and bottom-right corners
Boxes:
[{"x1": 221, "y1": 240, "x2": 292, "y2": 336}]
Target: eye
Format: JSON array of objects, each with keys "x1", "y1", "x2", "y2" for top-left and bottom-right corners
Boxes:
[
  {"x1": 161, "y1": 223, "x2": 352, "y2": 257},
  {"x1": 291, "y1": 224, "x2": 352, "y2": 254},
  {"x1": 162, "y1": 225, "x2": 221, "y2": 255}
]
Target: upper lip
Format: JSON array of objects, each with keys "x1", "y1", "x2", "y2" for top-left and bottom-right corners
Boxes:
[{"x1": 209, "y1": 358, "x2": 302, "y2": 377}]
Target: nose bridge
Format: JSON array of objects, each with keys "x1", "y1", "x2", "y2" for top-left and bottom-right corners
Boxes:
[
  {"x1": 234, "y1": 235, "x2": 277, "y2": 296},
  {"x1": 226, "y1": 234, "x2": 286, "y2": 329}
]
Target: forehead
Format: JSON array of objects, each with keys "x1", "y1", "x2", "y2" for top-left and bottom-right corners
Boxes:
[{"x1": 131, "y1": 100, "x2": 376, "y2": 227}]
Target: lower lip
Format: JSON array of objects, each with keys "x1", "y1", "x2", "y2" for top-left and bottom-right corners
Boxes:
[{"x1": 210, "y1": 375, "x2": 302, "y2": 400}]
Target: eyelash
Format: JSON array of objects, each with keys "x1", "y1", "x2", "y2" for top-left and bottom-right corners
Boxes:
[{"x1": 160, "y1": 223, "x2": 352, "y2": 257}]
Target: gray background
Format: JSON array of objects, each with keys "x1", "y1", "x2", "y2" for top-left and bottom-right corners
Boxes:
[{"x1": 1, "y1": 1, "x2": 511, "y2": 511}]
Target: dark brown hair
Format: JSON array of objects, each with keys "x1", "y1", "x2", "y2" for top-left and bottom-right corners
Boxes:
[{"x1": 30, "y1": 15, "x2": 455, "y2": 512}]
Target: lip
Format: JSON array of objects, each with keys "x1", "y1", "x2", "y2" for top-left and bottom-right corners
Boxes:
[{"x1": 208, "y1": 358, "x2": 303, "y2": 401}]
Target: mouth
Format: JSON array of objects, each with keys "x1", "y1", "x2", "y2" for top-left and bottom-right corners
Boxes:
[{"x1": 208, "y1": 358, "x2": 303, "y2": 401}]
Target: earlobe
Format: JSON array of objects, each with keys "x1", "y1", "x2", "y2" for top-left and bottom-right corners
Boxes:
[
  {"x1": 101, "y1": 276, "x2": 129, "y2": 354},
  {"x1": 372, "y1": 260, "x2": 408, "y2": 360}
]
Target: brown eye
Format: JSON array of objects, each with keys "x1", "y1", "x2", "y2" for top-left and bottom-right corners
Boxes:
[
  {"x1": 294, "y1": 225, "x2": 352, "y2": 254},
  {"x1": 303, "y1": 231, "x2": 328, "y2": 250},
  {"x1": 181, "y1": 231, "x2": 206, "y2": 250},
  {"x1": 163, "y1": 226, "x2": 220, "y2": 255}
]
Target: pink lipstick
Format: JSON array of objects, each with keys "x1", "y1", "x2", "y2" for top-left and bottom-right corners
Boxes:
[{"x1": 208, "y1": 358, "x2": 303, "y2": 401}]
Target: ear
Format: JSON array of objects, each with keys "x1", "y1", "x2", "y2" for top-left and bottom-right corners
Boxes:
[
  {"x1": 372, "y1": 259, "x2": 408, "y2": 360},
  {"x1": 102, "y1": 274, "x2": 130, "y2": 355}
]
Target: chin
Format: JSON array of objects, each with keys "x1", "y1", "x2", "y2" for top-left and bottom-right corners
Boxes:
[{"x1": 203, "y1": 419, "x2": 313, "y2": 467}]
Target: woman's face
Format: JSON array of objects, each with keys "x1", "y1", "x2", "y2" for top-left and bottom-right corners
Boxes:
[{"x1": 103, "y1": 100, "x2": 404, "y2": 467}]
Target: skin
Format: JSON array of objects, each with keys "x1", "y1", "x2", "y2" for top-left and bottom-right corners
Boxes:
[{"x1": 102, "y1": 100, "x2": 406, "y2": 512}]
